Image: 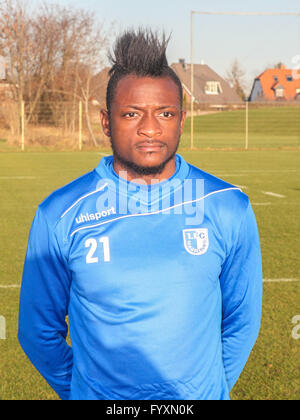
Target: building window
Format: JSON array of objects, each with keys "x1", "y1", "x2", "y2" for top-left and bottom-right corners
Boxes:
[
  {"x1": 273, "y1": 76, "x2": 278, "y2": 82},
  {"x1": 275, "y1": 88, "x2": 284, "y2": 98},
  {"x1": 205, "y1": 81, "x2": 222, "y2": 95},
  {"x1": 286, "y1": 75, "x2": 293, "y2": 82}
]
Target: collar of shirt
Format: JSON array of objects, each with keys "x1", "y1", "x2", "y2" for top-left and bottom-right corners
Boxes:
[{"x1": 95, "y1": 154, "x2": 190, "y2": 209}]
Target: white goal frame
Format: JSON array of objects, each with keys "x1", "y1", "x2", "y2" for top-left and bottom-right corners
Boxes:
[{"x1": 190, "y1": 11, "x2": 300, "y2": 150}]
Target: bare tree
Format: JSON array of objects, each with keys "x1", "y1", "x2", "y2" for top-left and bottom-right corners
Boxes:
[
  {"x1": 75, "y1": 27, "x2": 109, "y2": 146},
  {"x1": 225, "y1": 59, "x2": 247, "y2": 101},
  {"x1": 0, "y1": 0, "x2": 111, "y2": 144},
  {"x1": 274, "y1": 62, "x2": 285, "y2": 69},
  {"x1": 0, "y1": 1, "x2": 63, "y2": 124},
  {"x1": 38, "y1": 3, "x2": 111, "y2": 145},
  {"x1": 0, "y1": 0, "x2": 30, "y2": 132}
]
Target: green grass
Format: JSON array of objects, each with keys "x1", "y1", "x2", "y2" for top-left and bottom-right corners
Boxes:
[
  {"x1": 0, "y1": 149, "x2": 299, "y2": 400},
  {"x1": 2, "y1": 105, "x2": 300, "y2": 152},
  {"x1": 181, "y1": 106, "x2": 300, "y2": 149}
]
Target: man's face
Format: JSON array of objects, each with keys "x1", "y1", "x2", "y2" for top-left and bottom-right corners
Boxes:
[{"x1": 101, "y1": 75, "x2": 186, "y2": 177}]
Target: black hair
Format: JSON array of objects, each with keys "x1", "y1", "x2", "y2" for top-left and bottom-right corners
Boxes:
[{"x1": 106, "y1": 28, "x2": 183, "y2": 113}]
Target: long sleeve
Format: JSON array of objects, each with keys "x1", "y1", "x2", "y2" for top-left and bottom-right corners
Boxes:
[
  {"x1": 219, "y1": 201, "x2": 263, "y2": 392},
  {"x1": 18, "y1": 206, "x2": 73, "y2": 400}
]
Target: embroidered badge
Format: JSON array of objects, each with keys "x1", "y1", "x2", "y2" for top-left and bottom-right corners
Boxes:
[{"x1": 183, "y1": 228, "x2": 209, "y2": 256}]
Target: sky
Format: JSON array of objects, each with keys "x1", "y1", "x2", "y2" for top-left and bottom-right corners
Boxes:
[{"x1": 33, "y1": 0, "x2": 300, "y2": 93}]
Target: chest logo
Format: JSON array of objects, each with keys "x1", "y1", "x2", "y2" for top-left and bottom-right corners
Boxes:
[{"x1": 183, "y1": 229, "x2": 209, "y2": 256}]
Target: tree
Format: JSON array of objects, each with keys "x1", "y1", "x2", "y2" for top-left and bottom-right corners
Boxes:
[
  {"x1": 0, "y1": 0, "x2": 111, "y2": 144},
  {"x1": 274, "y1": 62, "x2": 285, "y2": 69},
  {"x1": 37, "y1": 3, "x2": 111, "y2": 145},
  {"x1": 0, "y1": 0, "x2": 30, "y2": 132},
  {"x1": 225, "y1": 59, "x2": 247, "y2": 101}
]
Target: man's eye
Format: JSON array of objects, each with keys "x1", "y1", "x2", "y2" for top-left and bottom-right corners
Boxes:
[
  {"x1": 124, "y1": 112, "x2": 137, "y2": 118},
  {"x1": 159, "y1": 112, "x2": 173, "y2": 118}
]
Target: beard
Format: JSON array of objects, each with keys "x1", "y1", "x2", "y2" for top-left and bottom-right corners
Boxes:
[{"x1": 110, "y1": 137, "x2": 180, "y2": 177}]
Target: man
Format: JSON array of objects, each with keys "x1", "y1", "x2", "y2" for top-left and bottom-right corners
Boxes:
[{"x1": 18, "y1": 29, "x2": 262, "y2": 400}]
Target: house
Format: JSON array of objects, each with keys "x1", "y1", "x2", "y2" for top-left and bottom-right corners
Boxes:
[
  {"x1": 0, "y1": 80, "x2": 13, "y2": 99},
  {"x1": 171, "y1": 60, "x2": 244, "y2": 107},
  {"x1": 249, "y1": 65, "x2": 300, "y2": 102},
  {"x1": 92, "y1": 61, "x2": 244, "y2": 109},
  {"x1": 0, "y1": 56, "x2": 5, "y2": 80},
  {"x1": 90, "y1": 68, "x2": 110, "y2": 108},
  {"x1": 0, "y1": 56, "x2": 13, "y2": 99}
]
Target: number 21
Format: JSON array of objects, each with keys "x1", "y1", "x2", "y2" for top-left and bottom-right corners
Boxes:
[{"x1": 85, "y1": 237, "x2": 110, "y2": 264}]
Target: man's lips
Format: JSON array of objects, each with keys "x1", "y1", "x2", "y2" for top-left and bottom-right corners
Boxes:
[{"x1": 135, "y1": 141, "x2": 166, "y2": 152}]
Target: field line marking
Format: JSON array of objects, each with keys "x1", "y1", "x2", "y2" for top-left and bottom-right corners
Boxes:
[
  {"x1": 262, "y1": 191, "x2": 286, "y2": 198},
  {"x1": 263, "y1": 279, "x2": 300, "y2": 283},
  {"x1": 213, "y1": 170, "x2": 297, "y2": 174},
  {"x1": 0, "y1": 176, "x2": 36, "y2": 180},
  {"x1": 1, "y1": 279, "x2": 299, "y2": 288},
  {"x1": 213, "y1": 174, "x2": 249, "y2": 177},
  {"x1": 252, "y1": 203, "x2": 272, "y2": 206}
]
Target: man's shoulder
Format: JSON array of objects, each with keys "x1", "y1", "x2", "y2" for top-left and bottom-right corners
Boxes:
[
  {"x1": 186, "y1": 161, "x2": 249, "y2": 211},
  {"x1": 38, "y1": 169, "x2": 100, "y2": 226}
]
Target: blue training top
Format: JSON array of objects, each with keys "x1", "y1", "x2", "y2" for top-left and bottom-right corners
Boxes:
[{"x1": 18, "y1": 154, "x2": 262, "y2": 400}]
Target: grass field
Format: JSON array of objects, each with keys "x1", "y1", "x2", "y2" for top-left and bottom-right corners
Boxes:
[
  {"x1": 0, "y1": 146, "x2": 299, "y2": 400},
  {"x1": 180, "y1": 106, "x2": 300, "y2": 149}
]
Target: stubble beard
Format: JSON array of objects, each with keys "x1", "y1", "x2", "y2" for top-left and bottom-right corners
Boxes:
[{"x1": 110, "y1": 137, "x2": 180, "y2": 177}]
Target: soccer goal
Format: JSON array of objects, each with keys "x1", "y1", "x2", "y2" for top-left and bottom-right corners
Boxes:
[{"x1": 187, "y1": 11, "x2": 300, "y2": 150}]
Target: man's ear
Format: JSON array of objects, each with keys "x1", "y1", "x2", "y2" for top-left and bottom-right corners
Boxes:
[
  {"x1": 100, "y1": 109, "x2": 111, "y2": 137},
  {"x1": 180, "y1": 110, "x2": 187, "y2": 135}
]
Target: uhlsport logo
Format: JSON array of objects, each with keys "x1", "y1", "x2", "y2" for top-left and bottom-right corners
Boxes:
[
  {"x1": 76, "y1": 207, "x2": 116, "y2": 224},
  {"x1": 183, "y1": 229, "x2": 209, "y2": 256}
]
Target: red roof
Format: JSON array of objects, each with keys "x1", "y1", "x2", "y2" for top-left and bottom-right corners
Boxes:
[{"x1": 257, "y1": 67, "x2": 300, "y2": 100}]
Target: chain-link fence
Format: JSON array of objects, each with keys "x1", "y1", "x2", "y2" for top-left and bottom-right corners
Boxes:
[
  {"x1": 0, "y1": 100, "x2": 299, "y2": 150},
  {"x1": 0, "y1": 100, "x2": 109, "y2": 150}
]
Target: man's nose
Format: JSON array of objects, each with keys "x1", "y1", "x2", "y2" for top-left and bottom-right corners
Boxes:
[{"x1": 137, "y1": 114, "x2": 162, "y2": 138}]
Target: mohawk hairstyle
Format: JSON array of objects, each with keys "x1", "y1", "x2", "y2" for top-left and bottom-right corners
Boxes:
[{"x1": 106, "y1": 28, "x2": 183, "y2": 113}]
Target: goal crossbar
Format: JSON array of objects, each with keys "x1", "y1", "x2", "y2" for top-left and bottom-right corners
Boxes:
[
  {"x1": 190, "y1": 10, "x2": 300, "y2": 149},
  {"x1": 191, "y1": 11, "x2": 300, "y2": 17}
]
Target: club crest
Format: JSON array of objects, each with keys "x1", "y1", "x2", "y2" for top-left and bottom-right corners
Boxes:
[{"x1": 183, "y1": 229, "x2": 209, "y2": 256}]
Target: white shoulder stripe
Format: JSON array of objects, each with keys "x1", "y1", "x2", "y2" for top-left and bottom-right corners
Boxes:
[
  {"x1": 61, "y1": 183, "x2": 108, "y2": 219},
  {"x1": 70, "y1": 187, "x2": 241, "y2": 237}
]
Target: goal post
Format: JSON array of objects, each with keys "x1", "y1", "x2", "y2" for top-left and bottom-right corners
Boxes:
[{"x1": 190, "y1": 10, "x2": 300, "y2": 150}]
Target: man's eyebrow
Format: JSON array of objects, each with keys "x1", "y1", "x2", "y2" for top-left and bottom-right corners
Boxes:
[{"x1": 119, "y1": 105, "x2": 179, "y2": 111}]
